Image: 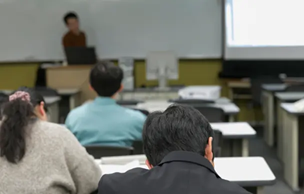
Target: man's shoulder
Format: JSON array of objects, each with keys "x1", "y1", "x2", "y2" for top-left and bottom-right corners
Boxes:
[
  {"x1": 63, "y1": 31, "x2": 71, "y2": 39},
  {"x1": 121, "y1": 107, "x2": 146, "y2": 121},
  {"x1": 66, "y1": 103, "x2": 90, "y2": 120},
  {"x1": 98, "y1": 168, "x2": 148, "y2": 193}
]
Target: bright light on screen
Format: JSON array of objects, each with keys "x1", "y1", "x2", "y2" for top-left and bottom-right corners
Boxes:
[{"x1": 226, "y1": 0, "x2": 304, "y2": 46}]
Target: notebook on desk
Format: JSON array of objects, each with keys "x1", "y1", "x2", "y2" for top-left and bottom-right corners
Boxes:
[{"x1": 64, "y1": 47, "x2": 97, "y2": 65}]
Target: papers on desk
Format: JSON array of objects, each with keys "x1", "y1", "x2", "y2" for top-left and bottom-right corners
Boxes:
[
  {"x1": 100, "y1": 160, "x2": 147, "y2": 175},
  {"x1": 98, "y1": 157, "x2": 276, "y2": 183},
  {"x1": 294, "y1": 98, "x2": 304, "y2": 111}
]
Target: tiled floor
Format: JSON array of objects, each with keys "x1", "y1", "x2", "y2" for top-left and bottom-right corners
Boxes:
[{"x1": 248, "y1": 131, "x2": 296, "y2": 194}]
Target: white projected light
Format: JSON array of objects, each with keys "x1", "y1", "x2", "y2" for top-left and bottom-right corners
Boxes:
[{"x1": 225, "y1": 0, "x2": 304, "y2": 59}]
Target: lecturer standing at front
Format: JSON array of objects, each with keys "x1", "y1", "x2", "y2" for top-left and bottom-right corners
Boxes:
[{"x1": 62, "y1": 12, "x2": 86, "y2": 47}]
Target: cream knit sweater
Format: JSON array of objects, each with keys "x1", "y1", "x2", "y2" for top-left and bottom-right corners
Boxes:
[{"x1": 0, "y1": 120, "x2": 101, "y2": 194}]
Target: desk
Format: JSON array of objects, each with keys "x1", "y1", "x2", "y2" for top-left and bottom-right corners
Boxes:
[
  {"x1": 262, "y1": 84, "x2": 287, "y2": 147},
  {"x1": 44, "y1": 96, "x2": 61, "y2": 123},
  {"x1": 135, "y1": 100, "x2": 239, "y2": 122},
  {"x1": 118, "y1": 88, "x2": 181, "y2": 101},
  {"x1": 275, "y1": 92, "x2": 304, "y2": 161},
  {"x1": 211, "y1": 122, "x2": 256, "y2": 157},
  {"x1": 98, "y1": 157, "x2": 275, "y2": 194},
  {"x1": 227, "y1": 80, "x2": 251, "y2": 100},
  {"x1": 63, "y1": 122, "x2": 254, "y2": 157},
  {"x1": 57, "y1": 88, "x2": 81, "y2": 110},
  {"x1": 280, "y1": 103, "x2": 304, "y2": 191},
  {"x1": 46, "y1": 65, "x2": 96, "y2": 104}
]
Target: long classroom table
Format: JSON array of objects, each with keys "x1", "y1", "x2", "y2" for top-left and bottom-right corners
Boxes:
[
  {"x1": 275, "y1": 92, "x2": 304, "y2": 161},
  {"x1": 262, "y1": 84, "x2": 287, "y2": 147},
  {"x1": 133, "y1": 100, "x2": 239, "y2": 122},
  {"x1": 280, "y1": 103, "x2": 304, "y2": 192},
  {"x1": 97, "y1": 156, "x2": 276, "y2": 194}
]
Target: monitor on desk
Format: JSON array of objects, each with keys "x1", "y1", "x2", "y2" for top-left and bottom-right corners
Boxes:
[
  {"x1": 146, "y1": 51, "x2": 179, "y2": 91},
  {"x1": 64, "y1": 47, "x2": 97, "y2": 65}
]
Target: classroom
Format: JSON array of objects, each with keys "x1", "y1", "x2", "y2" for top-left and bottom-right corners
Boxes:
[{"x1": 0, "y1": 0, "x2": 303, "y2": 194}]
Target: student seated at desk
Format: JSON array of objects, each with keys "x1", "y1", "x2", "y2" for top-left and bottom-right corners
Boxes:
[
  {"x1": 65, "y1": 61, "x2": 146, "y2": 146},
  {"x1": 0, "y1": 87, "x2": 101, "y2": 194},
  {"x1": 98, "y1": 105, "x2": 250, "y2": 194}
]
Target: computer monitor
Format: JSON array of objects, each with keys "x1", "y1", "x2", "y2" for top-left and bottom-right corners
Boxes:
[
  {"x1": 64, "y1": 47, "x2": 97, "y2": 65},
  {"x1": 146, "y1": 51, "x2": 179, "y2": 90}
]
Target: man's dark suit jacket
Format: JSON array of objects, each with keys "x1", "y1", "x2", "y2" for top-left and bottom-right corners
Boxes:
[{"x1": 98, "y1": 151, "x2": 251, "y2": 194}]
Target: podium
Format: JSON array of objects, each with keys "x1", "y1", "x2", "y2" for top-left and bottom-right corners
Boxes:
[{"x1": 46, "y1": 65, "x2": 96, "y2": 104}]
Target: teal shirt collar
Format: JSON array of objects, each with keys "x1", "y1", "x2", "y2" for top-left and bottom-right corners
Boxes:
[{"x1": 94, "y1": 97, "x2": 117, "y2": 105}]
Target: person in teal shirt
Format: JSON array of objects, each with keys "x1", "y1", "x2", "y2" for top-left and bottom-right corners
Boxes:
[{"x1": 65, "y1": 61, "x2": 146, "y2": 147}]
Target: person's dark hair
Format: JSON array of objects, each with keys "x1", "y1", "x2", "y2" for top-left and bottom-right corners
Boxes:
[
  {"x1": 90, "y1": 61, "x2": 123, "y2": 97},
  {"x1": 143, "y1": 104, "x2": 214, "y2": 166},
  {"x1": 0, "y1": 87, "x2": 46, "y2": 163},
  {"x1": 63, "y1": 12, "x2": 78, "y2": 25}
]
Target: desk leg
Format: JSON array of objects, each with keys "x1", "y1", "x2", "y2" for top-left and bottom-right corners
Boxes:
[
  {"x1": 263, "y1": 91, "x2": 274, "y2": 147},
  {"x1": 69, "y1": 95, "x2": 77, "y2": 110},
  {"x1": 242, "y1": 139, "x2": 249, "y2": 157},
  {"x1": 230, "y1": 139, "x2": 245, "y2": 157},
  {"x1": 244, "y1": 186, "x2": 262, "y2": 194},
  {"x1": 283, "y1": 111, "x2": 299, "y2": 191},
  {"x1": 277, "y1": 100, "x2": 284, "y2": 161},
  {"x1": 228, "y1": 115, "x2": 235, "y2": 122},
  {"x1": 48, "y1": 102, "x2": 59, "y2": 123}
]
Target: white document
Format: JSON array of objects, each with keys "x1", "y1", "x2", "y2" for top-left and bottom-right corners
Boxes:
[
  {"x1": 100, "y1": 160, "x2": 147, "y2": 175},
  {"x1": 294, "y1": 98, "x2": 304, "y2": 111}
]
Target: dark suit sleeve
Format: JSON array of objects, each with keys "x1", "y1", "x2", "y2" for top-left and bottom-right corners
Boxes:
[{"x1": 98, "y1": 176, "x2": 113, "y2": 194}]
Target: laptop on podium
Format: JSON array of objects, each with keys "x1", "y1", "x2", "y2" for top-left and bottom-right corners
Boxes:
[{"x1": 64, "y1": 47, "x2": 97, "y2": 65}]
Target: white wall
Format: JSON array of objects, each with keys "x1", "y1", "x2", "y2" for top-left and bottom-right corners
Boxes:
[{"x1": 0, "y1": 0, "x2": 222, "y2": 61}]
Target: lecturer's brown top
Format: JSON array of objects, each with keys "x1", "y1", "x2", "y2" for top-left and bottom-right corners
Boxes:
[{"x1": 62, "y1": 31, "x2": 86, "y2": 47}]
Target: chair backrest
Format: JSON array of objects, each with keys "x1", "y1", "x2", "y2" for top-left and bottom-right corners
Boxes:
[
  {"x1": 250, "y1": 76, "x2": 283, "y2": 105},
  {"x1": 130, "y1": 108, "x2": 150, "y2": 116},
  {"x1": 194, "y1": 106, "x2": 225, "y2": 122},
  {"x1": 85, "y1": 145, "x2": 134, "y2": 159},
  {"x1": 286, "y1": 84, "x2": 304, "y2": 92},
  {"x1": 0, "y1": 92, "x2": 8, "y2": 119},
  {"x1": 213, "y1": 130, "x2": 223, "y2": 157},
  {"x1": 169, "y1": 99, "x2": 214, "y2": 105},
  {"x1": 132, "y1": 140, "x2": 144, "y2": 155},
  {"x1": 116, "y1": 100, "x2": 143, "y2": 106},
  {"x1": 34, "y1": 86, "x2": 59, "y2": 97}
]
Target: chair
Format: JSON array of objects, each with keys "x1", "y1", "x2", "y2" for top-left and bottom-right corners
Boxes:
[
  {"x1": 194, "y1": 106, "x2": 225, "y2": 122},
  {"x1": 285, "y1": 84, "x2": 304, "y2": 92},
  {"x1": 116, "y1": 100, "x2": 143, "y2": 106},
  {"x1": 213, "y1": 130, "x2": 223, "y2": 157},
  {"x1": 33, "y1": 86, "x2": 59, "y2": 97},
  {"x1": 84, "y1": 145, "x2": 134, "y2": 158},
  {"x1": 132, "y1": 140, "x2": 144, "y2": 155},
  {"x1": 0, "y1": 92, "x2": 8, "y2": 119},
  {"x1": 169, "y1": 99, "x2": 214, "y2": 105},
  {"x1": 250, "y1": 76, "x2": 283, "y2": 106},
  {"x1": 131, "y1": 108, "x2": 149, "y2": 116}
]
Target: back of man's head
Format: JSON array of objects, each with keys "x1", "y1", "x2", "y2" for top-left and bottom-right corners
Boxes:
[
  {"x1": 143, "y1": 105, "x2": 214, "y2": 166},
  {"x1": 90, "y1": 61, "x2": 123, "y2": 97}
]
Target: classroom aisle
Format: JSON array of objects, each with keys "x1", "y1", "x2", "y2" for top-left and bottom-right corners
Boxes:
[{"x1": 249, "y1": 131, "x2": 295, "y2": 194}]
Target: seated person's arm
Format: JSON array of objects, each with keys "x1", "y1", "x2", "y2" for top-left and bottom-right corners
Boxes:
[
  {"x1": 62, "y1": 35, "x2": 71, "y2": 47},
  {"x1": 62, "y1": 128, "x2": 102, "y2": 194},
  {"x1": 132, "y1": 113, "x2": 147, "y2": 141}
]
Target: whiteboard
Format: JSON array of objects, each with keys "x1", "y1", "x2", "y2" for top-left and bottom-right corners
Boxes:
[{"x1": 0, "y1": 0, "x2": 222, "y2": 61}]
